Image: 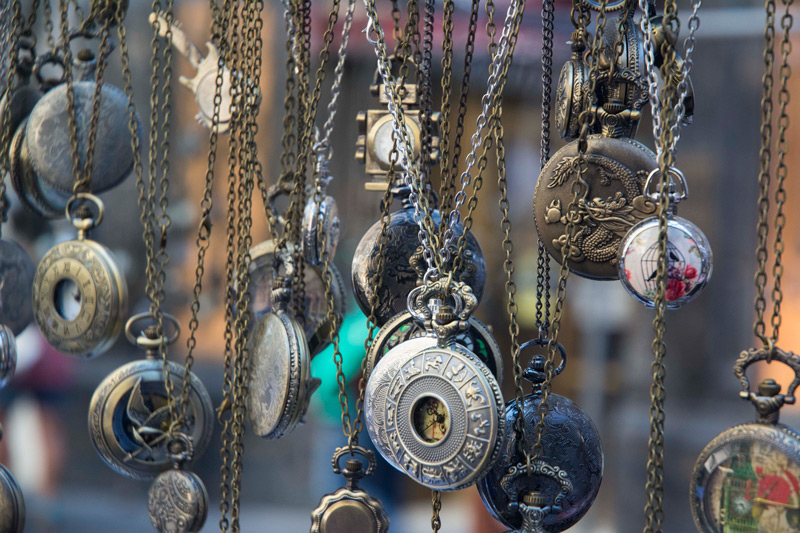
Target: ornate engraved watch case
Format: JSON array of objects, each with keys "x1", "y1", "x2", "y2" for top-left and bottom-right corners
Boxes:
[
  {"x1": 352, "y1": 200, "x2": 486, "y2": 326},
  {"x1": 247, "y1": 239, "x2": 344, "y2": 356},
  {"x1": 0, "y1": 326, "x2": 16, "y2": 390},
  {"x1": 0, "y1": 463, "x2": 24, "y2": 533},
  {"x1": 478, "y1": 345, "x2": 603, "y2": 532},
  {"x1": 367, "y1": 310, "x2": 503, "y2": 383},
  {"x1": 692, "y1": 347, "x2": 800, "y2": 533},
  {"x1": 0, "y1": 238, "x2": 35, "y2": 335},
  {"x1": 303, "y1": 161, "x2": 340, "y2": 266},
  {"x1": 533, "y1": 135, "x2": 657, "y2": 280},
  {"x1": 246, "y1": 278, "x2": 320, "y2": 440},
  {"x1": 365, "y1": 282, "x2": 504, "y2": 491},
  {"x1": 89, "y1": 323, "x2": 213, "y2": 480},
  {"x1": 498, "y1": 462, "x2": 573, "y2": 533},
  {"x1": 311, "y1": 446, "x2": 390, "y2": 533},
  {"x1": 32, "y1": 195, "x2": 128, "y2": 357}
]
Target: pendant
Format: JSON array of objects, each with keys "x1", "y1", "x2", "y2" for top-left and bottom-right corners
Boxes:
[
  {"x1": 365, "y1": 281, "x2": 504, "y2": 490},
  {"x1": 248, "y1": 239, "x2": 345, "y2": 356},
  {"x1": 533, "y1": 135, "x2": 657, "y2": 280},
  {"x1": 0, "y1": 462, "x2": 24, "y2": 533},
  {"x1": 32, "y1": 194, "x2": 128, "y2": 357},
  {"x1": 311, "y1": 446, "x2": 390, "y2": 533},
  {"x1": 618, "y1": 214, "x2": 712, "y2": 308},
  {"x1": 352, "y1": 200, "x2": 485, "y2": 326},
  {"x1": 0, "y1": 238, "x2": 35, "y2": 335},
  {"x1": 0, "y1": 325, "x2": 16, "y2": 389},
  {"x1": 246, "y1": 277, "x2": 319, "y2": 440},
  {"x1": 691, "y1": 346, "x2": 800, "y2": 532},
  {"x1": 498, "y1": 462, "x2": 573, "y2": 533},
  {"x1": 477, "y1": 341, "x2": 603, "y2": 532},
  {"x1": 89, "y1": 315, "x2": 213, "y2": 479},
  {"x1": 147, "y1": 434, "x2": 208, "y2": 533},
  {"x1": 368, "y1": 310, "x2": 503, "y2": 383}
]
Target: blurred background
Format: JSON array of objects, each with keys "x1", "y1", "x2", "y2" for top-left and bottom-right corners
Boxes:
[{"x1": 3, "y1": 0, "x2": 800, "y2": 531}]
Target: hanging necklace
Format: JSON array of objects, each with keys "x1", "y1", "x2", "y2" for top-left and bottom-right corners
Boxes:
[{"x1": 691, "y1": 1, "x2": 798, "y2": 531}]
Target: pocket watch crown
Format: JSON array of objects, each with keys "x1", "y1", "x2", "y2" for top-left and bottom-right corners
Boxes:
[
  {"x1": 758, "y1": 378, "x2": 781, "y2": 397},
  {"x1": 523, "y1": 491, "x2": 546, "y2": 508}
]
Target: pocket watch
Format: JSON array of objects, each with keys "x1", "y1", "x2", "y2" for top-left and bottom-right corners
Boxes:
[
  {"x1": 365, "y1": 281, "x2": 504, "y2": 490},
  {"x1": 9, "y1": 118, "x2": 64, "y2": 218},
  {"x1": 497, "y1": 462, "x2": 573, "y2": 533},
  {"x1": 352, "y1": 199, "x2": 485, "y2": 326},
  {"x1": 0, "y1": 237, "x2": 35, "y2": 335},
  {"x1": 533, "y1": 135, "x2": 657, "y2": 280},
  {"x1": 247, "y1": 239, "x2": 345, "y2": 356},
  {"x1": 147, "y1": 433, "x2": 208, "y2": 533},
  {"x1": 478, "y1": 343, "x2": 603, "y2": 532},
  {"x1": 302, "y1": 166, "x2": 340, "y2": 266},
  {"x1": 32, "y1": 194, "x2": 128, "y2": 357},
  {"x1": 88, "y1": 318, "x2": 213, "y2": 480},
  {"x1": 310, "y1": 446, "x2": 390, "y2": 533},
  {"x1": 0, "y1": 462, "x2": 24, "y2": 533},
  {"x1": 691, "y1": 346, "x2": 800, "y2": 533},
  {"x1": 246, "y1": 277, "x2": 320, "y2": 440},
  {"x1": 367, "y1": 309, "x2": 503, "y2": 383},
  {"x1": 0, "y1": 325, "x2": 16, "y2": 390}
]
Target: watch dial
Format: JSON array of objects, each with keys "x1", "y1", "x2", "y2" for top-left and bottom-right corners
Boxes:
[
  {"x1": 701, "y1": 439, "x2": 800, "y2": 532},
  {"x1": 412, "y1": 395, "x2": 450, "y2": 444},
  {"x1": 374, "y1": 120, "x2": 416, "y2": 167}
]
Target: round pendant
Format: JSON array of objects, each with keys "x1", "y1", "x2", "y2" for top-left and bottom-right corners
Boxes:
[
  {"x1": 0, "y1": 464, "x2": 24, "y2": 533},
  {"x1": 477, "y1": 395, "x2": 603, "y2": 532},
  {"x1": 533, "y1": 135, "x2": 657, "y2": 280},
  {"x1": 352, "y1": 208, "x2": 486, "y2": 326},
  {"x1": 246, "y1": 311, "x2": 318, "y2": 440},
  {"x1": 247, "y1": 240, "x2": 345, "y2": 356},
  {"x1": 554, "y1": 59, "x2": 586, "y2": 141},
  {"x1": 691, "y1": 423, "x2": 800, "y2": 532},
  {"x1": 33, "y1": 237, "x2": 128, "y2": 358},
  {"x1": 367, "y1": 310, "x2": 503, "y2": 383},
  {"x1": 365, "y1": 342, "x2": 504, "y2": 490},
  {"x1": 0, "y1": 325, "x2": 16, "y2": 389},
  {"x1": 303, "y1": 195, "x2": 340, "y2": 266},
  {"x1": 25, "y1": 80, "x2": 139, "y2": 197},
  {"x1": 88, "y1": 358, "x2": 214, "y2": 480},
  {"x1": 0, "y1": 239, "x2": 35, "y2": 335},
  {"x1": 618, "y1": 215, "x2": 712, "y2": 308},
  {"x1": 148, "y1": 468, "x2": 208, "y2": 533}
]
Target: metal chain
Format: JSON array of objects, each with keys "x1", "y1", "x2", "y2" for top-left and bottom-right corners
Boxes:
[
  {"x1": 431, "y1": 490, "x2": 442, "y2": 532},
  {"x1": 437, "y1": 0, "x2": 455, "y2": 222},
  {"x1": 0, "y1": 0, "x2": 23, "y2": 235},
  {"x1": 417, "y1": 0, "x2": 434, "y2": 189}
]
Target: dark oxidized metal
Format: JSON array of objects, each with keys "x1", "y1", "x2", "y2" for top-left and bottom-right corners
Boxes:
[
  {"x1": 88, "y1": 358, "x2": 214, "y2": 480},
  {"x1": 0, "y1": 464, "x2": 24, "y2": 533},
  {"x1": 352, "y1": 207, "x2": 485, "y2": 326},
  {"x1": 367, "y1": 310, "x2": 503, "y2": 383},
  {"x1": 0, "y1": 239, "x2": 35, "y2": 335},
  {"x1": 478, "y1": 348, "x2": 603, "y2": 532},
  {"x1": 0, "y1": 325, "x2": 16, "y2": 390},
  {"x1": 148, "y1": 468, "x2": 208, "y2": 533},
  {"x1": 692, "y1": 346, "x2": 800, "y2": 532},
  {"x1": 500, "y1": 462, "x2": 573, "y2": 533},
  {"x1": 9, "y1": 119, "x2": 63, "y2": 218},
  {"x1": 310, "y1": 446, "x2": 390, "y2": 533},
  {"x1": 533, "y1": 135, "x2": 657, "y2": 280},
  {"x1": 248, "y1": 239, "x2": 345, "y2": 356}
]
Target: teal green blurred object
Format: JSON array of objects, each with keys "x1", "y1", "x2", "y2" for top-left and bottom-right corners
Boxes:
[{"x1": 310, "y1": 307, "x2": 370, "y2": 422}]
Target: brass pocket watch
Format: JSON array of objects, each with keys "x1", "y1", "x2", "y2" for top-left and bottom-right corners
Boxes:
[
  {"x1": 248, "y1": 239, "x2": 345, "y2": 356},
  {"x1": 691, "y1": 347, "x2": 800, "y2": 532},
  {"x1": 88, "y1": 315, "x2": 213, "y2": 480},
  {"x1": 0, "y1": 461, "x2": 24, "y2": 533},
  {"x1": 367, "y1": 309, "x2": 503, "y2": 383},
  {"x1": 311, "y1": 446, "x2": 390, "y2": 533},
  {"x1": 533, "y1": 135, "x2": 657, "y2": 280},
  {"x1": 478, "y1": 343, "x2": 603, "y2": 532},
  {"x1": 618, "y1": 168, "x2": 712, "y2": 308},
  {"x1": 246, "y1": 277, "x2": 319, "y2": 440},
  {"x1": 352, "y1": 194, "x2": 486, "y2": 326},
  {"x1": 365, "y1": 281, "x2": 504, "y2": 491},
  {"x1": 32, "y1": 194, "x2": 128, "y2": 357}
]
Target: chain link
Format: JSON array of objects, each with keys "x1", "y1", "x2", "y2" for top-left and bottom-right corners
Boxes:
[
  {"x1": 0, "y1": 0, "x2": 23, "y2": 235},
  {"x1": 431, "y1": 490, "x2": 442, "y2": 532}
]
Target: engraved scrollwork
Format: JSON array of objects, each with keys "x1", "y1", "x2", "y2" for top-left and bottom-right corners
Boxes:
[{"x1": 147, "y1": 469, "x2": 208, "y2": 533}]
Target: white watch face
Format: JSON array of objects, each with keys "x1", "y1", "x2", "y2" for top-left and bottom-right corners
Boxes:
[{"x1": 373, "y1": 119, "x2": 417, "y2": 168}]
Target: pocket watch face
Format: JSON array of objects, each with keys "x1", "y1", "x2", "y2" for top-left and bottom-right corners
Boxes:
[
  {"x1": 33, "y1": 238, "x2": 128, "y2": 358},
  {"x1": 352, "y1": 208, "x2": 485, "y2": 326},
  {"x1": 365, "y1": 343, "x2": 504, "y2": 491},
  {"x1": 692, "y1": 424, "x2": 800, "y2": 533},
  {"x1": 533, "y1": 135, "x2": 658, "y2": 280},
  {"x1": 0, "y1": 239, "x2": 35, "y2": 336},
  {"x1": 367, "y1": 311, "x2": 503, "y2": 383},
  {"x1": 246, "y1": 311, "x2": 315, "y2": 440},
  {"x1": 0, "y1": 463, "x2": 24, "y2": 533},
  {"x1": 477, "y1": 393, "x2": 604, "y2": 531},
  {"x1": 247, "y1": 240, "x2": 345, "y2": 356},
  {"x1": 88, "y1": 359, "x2": 214, "y2": 480},
  {"x1": 618, "y1": 215, "x2": 712, "y2": 308},
  {"x1": 368, "y1": 114, "x2": 421, "y2": 169}
]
